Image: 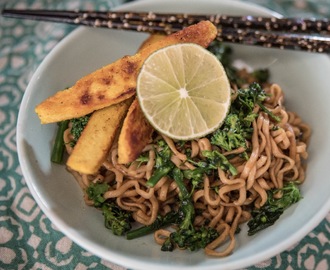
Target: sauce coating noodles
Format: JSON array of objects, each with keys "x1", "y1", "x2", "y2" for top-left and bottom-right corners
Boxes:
[{"x1": 65, "y1": 83, "x2": 310, "y2": 257}]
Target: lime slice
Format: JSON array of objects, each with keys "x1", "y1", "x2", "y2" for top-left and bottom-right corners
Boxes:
[{"x1": 136, "y1": 43, "x2": 231, "y2": 140}]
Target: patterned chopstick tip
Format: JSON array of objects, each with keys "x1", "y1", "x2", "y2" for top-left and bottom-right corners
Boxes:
[{"x1": 217, "y1": 27, "x2": 330, "y2": 53}]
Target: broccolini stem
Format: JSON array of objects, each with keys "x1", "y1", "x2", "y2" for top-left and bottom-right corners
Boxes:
[
  {"x1": 146, "y1": 165, "x2": 174, "y2": 187},
  {"x1": 257, "y1": 101, "x2": 281, "y2": 123},
  {"x1": 202, "y1": 150, "x2": 238, "y2": 176},
  {"x1": 51, "y1": 120, "x2": 69, "y2": 164},
  {"x1": 172, "y1": 167, "x2": 195, "y2": 227},
  {"x1": 126, "y1": 211, "x2": 178, "y2": 240},
  {"x1": 172, "y1": 167, "x2": 190, "y2": 200}
]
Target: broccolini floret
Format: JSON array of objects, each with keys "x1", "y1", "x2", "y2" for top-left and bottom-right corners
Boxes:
[
  {"x1": 102, "y1": 202, "x2": 132, "y2": 236},
  {"x1": 247, "y1": 182, "x2": 302, "y2": 236},
  {"x1": 211, "y1": 83, "x2": 280, "y2": 153},
  {"x1": 86, "y1": 182, "x2": 109, "y2": 207},
  {"x1": 233, "y1": 83, "x2": 280, "y2": 123},
  {"x1": 210, "y1": 113, "x2": 247, "y2": 152},
  {"x1": 202, "y1": 150, "x2": 238, "y2": 176},
  {"x1": 183, "y1": 167, "x2": 208, "y2": 195},
  {"x1": 161, "y1": 168, "x2": 219, "y2": 252},
  {"x1": 70, "y1": 114, "x2": 91, "y2": 147},
  {"x1": 86, "y1": 182, "x2": 132, "y2": 236}
]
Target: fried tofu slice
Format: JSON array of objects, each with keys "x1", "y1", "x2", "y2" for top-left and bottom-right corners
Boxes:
[
  {"x1": 67, "y1": 35, "x2": 166, "y2": 171},
  {"x1": 117, "y1": 35, "x2": 165, "y2": 164},
  {"x1": 117, "y1": 98, "x2": 154, "y2": 164},
  {"x1": 66, "y1": 99, "x2": 132, "y2": 174},
  {"x1": 35, "y1": 21, "x2": 217, "y2": 124}
]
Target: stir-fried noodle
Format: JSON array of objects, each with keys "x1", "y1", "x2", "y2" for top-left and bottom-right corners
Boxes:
[{"x1": 63, "y1": 82, "x2": 310, "y2": 257}]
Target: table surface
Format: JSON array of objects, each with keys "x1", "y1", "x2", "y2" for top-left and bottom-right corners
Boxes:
[{"x1": 0, "y1": 0, "x2": 329, "y2": 269}]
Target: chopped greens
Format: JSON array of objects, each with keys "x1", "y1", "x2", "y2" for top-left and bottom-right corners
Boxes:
[
  {"x1": 186, "y1": 149, "x2": 237, "y2": 178},
  {"x1": 247, "y1": 182, "x2": 302, "y2": 236},
  {"x1": 102, "y1": 202, "x2": 132, "y2": 236},
  {"x1": 161, "y1": 168, "x2": 219, "y2": 251},
  {"x1": 211, "y1": 82, "x2": 280, "y2": 153},
  {"x1": 70, "y1": 114, "x2": 91, "y2": 147},
  {"x1": 86, "y1": 182, "x2": 133, "y2": 236},
  {"x1": 146, "y1": 140, "x2": 174, "y2": 187},
  {"x1": 86, "y1": 182, "x2": 109, "y2": 207}
]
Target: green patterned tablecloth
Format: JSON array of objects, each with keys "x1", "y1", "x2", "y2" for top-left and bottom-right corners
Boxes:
[{"x1": 0, "y1": 0, "x2": 329, "y2": 269}]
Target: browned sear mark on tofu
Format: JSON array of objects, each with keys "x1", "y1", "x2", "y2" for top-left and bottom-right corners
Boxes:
[
  {"x1": 81, "y1": 92, "x2": 92, "y2": 105},
  {"x1": 102, "y1": 77, "x2": 112, "y2": 85},
  {"x1": 116, "y1": 87, "x2": 136, "y2": 100},
  {"x1": 123, "y1": 58, "x2": 138, "y2": 75}
]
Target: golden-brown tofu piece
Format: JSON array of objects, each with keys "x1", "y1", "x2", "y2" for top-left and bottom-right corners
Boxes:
[
  {"x1": 117, "y1": 98, "x2": 154, "y2": 164},
  {"x1": 116, "y1": 34, "x2": 164, "y2": 164},
  {"x1": 35, "y1": 21, "x2": 217, "y2": 124},
  {"x1": 66, "y1": 99, "x2": 132, "y2": 174}
]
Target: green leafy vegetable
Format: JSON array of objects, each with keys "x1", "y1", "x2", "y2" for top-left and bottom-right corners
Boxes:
[
  {"x1": 86, "y1": 182, "x2": 132, "y2": 236},
  {"x1": 146, "y1": 140, "x2": 174, "y2": 187},
  {"x1": 186, "y1": 149, "x2": 237, "y2": 179},
  {"x1": 247, "y1": 182, "x2": 302, "y2": 236},
  {"x1": 102, "y1": 202, "x2": 132, "y2": 236},
  {"x1": 234, "y1": 82, "x2": 280, "y2": 122},
  {"x1": 183, "y1": 167, "x2": 208, "y2": 195},
  {"x1": 86, "y1": 182, "x2": 109, "y2": 207},
  {"x1": 252, "y1": 69, "x2": 270, "y2": 83},
  {"x1": 70, "y1": 114, "x2": 91, "y2": 147},
  {"x1": 126, "y1": 211, "x2": 178, "y2": 240},
  {"x1": 210, "y1": 114, "x2": 247, "y2": 152},
  {"x1": 202, "y1": 150, "x2": 238, "y2": 176},
  {"x1": 211, "y1": 83, "x2": 280, "y2": 154},
  {"x1": 161, "y1": 168, "x2": 219, "y2": 252}
]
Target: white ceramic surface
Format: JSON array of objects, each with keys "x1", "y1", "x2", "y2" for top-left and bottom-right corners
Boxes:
[{"x1": 17, "y1": 0, "x2": 330, "y2": 269}]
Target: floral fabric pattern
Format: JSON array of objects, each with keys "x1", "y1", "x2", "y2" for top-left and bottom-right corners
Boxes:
[{"x1": 0, "y1": 0, "x2": 329, "y2": 269}]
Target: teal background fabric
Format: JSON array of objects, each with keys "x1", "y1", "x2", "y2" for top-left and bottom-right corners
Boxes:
[{"x1": 0, "y1": 0, "x2": 329, "y2": 269}]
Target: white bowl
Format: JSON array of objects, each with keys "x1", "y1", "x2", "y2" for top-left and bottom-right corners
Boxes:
[{"x1": 17, "y1": 0, "x2": 330, "y2": 269}]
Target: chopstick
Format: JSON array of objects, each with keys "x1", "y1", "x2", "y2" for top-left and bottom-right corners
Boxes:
[{"x1": 2, "y1": 9, "x2": 330, "y2": 53}]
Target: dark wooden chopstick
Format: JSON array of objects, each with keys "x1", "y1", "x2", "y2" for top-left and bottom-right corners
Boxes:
[
  {"x1": 3, "y1": 9, "x2": 330, "y2": 34},
  {"x1": 2, "y1": 9, "x2": 330, "y2": 53}
]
